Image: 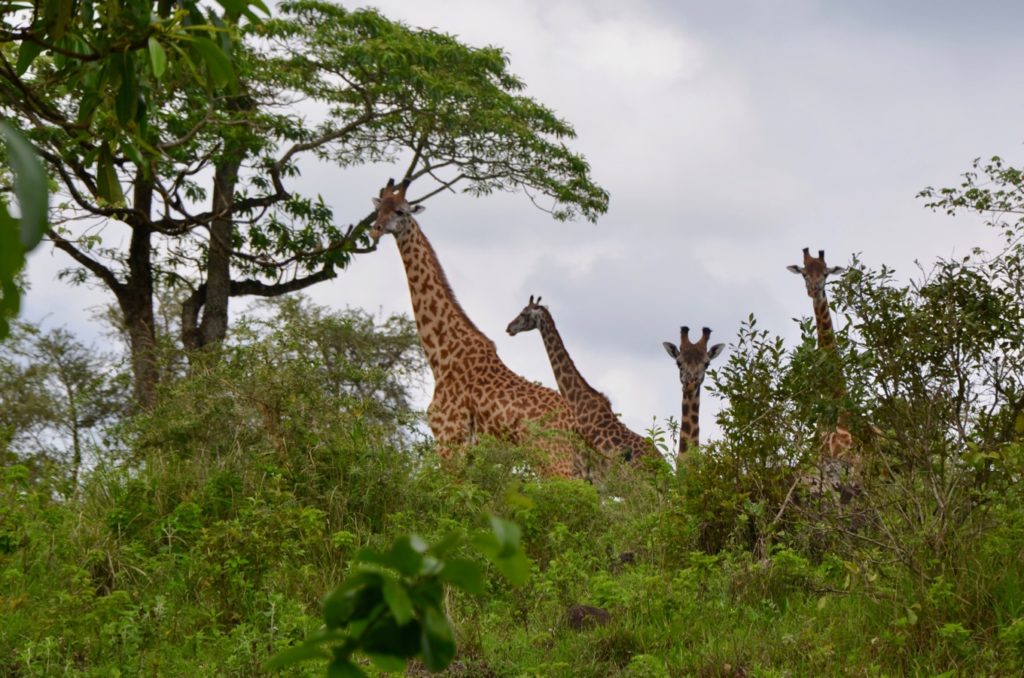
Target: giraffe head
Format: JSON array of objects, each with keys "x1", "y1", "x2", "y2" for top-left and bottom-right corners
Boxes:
[
  {"x1": 506, "y1": 295, "x2": 546, "y2": 336},
  {"x1": 370, "y1": 177, "x2": 425, "y2": 241},
  {"x1": 787, "y1": 247, "x2": 846, "y2": 299},
  {"x1": 662, "y1": 326, "x2": 725, "y2": 389}
]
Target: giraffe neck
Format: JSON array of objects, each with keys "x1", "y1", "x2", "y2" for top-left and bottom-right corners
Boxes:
[
  {"x1": 813, "y1": 289, "x2": 850, "y2": 423},
  {"x1": 394, "y1": 220, "x2": 494, "y2": 377},
  {"x1": 812, "y1": 290, "x2": 837, "y2": 351},
  {"x1": 535, "y1": 308, "x2": 600, "y2": 406},
  {"x1": 678, "y1": 382, "x2": 701, "y2": 456}
]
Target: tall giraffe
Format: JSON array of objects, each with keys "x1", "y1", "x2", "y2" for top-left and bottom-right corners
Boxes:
[
  {"x1": 662, "y1": 326, "x2": 725, "y2": 464},
  {"x1": 506, "y1": 295, "x2": 660, "y2": 465},
  {"x1": 370, "y1": 178, "x2": 583, "y2": 478},
  {"x1": 786, "y1": 247, "x2": 853, "y2": 458}
]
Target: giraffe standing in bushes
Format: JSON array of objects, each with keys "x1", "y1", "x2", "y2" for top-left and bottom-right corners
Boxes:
[
  {"x1": 506, "y1": 295, "x2": 660, "y2": 465},
  {"x1": 787, "y1": 247, "x2": 860, "y2": 495},
  {"x1": 662, "y1": 326, "x2": 725, "y2": 465},
  {"x1": 370, "y1": 178, "x2": 583, "y2": 478}
]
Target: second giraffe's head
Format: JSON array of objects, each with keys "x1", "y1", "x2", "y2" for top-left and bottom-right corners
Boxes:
[
  {"x1": 662, "y1": 326, "x2": 725, "y2": 388},
  {"x1": 370, "y1": 177, "x2": 425, "y2": 241},
  {"x1": 506, "y1": 295, "x2": 546, "y2": 336},
  {"x1": 787, "y1": 247, "x2": 846, "y2": 298}
]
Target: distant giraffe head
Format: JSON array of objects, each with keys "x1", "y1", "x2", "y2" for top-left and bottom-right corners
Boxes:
[
  {"x1": 786, "y1": 247, "x2": 846, "y2": 300},
  {"x1": 663, "y1": 326, "x2": 725, "y2": 391},
  {"x1": 787, "y1": 247, "x2": 847, "y2": 351},
  {"x1": 663, "y1": 326, "x2": 725, "y2": 455},
  {"x1": 505, "y1": 295, "x2": 545, "y2": 336},
  {"x1": 370, "y1": 177, "x2": 425, "y2": 241}
]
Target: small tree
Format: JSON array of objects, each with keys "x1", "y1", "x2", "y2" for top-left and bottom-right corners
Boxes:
[{"x1": 0, "y1": 322, "x2": 126, "y2": 488}]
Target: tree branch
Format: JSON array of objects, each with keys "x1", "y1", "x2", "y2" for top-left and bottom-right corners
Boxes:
[
  {"x1": 229, "y1": 264, "x2": 337, "y2": 298},
  {"x1": 270, "y1": 108, "x2": 383, "y2": 194},
  {"x1": 48, "y1": 232, "x2": 125, "y2": 296}
]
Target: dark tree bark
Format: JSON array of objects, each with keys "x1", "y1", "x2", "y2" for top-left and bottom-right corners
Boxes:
[
  {"x1": 119, "y1": 178, "x2": 158, "y2": 408},
  {"x1": 197, "y1": 155, "x2": 241, "y2": 348}
]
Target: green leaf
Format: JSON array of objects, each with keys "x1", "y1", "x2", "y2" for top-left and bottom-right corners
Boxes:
[
  {"x1": 111, "y1": 52, "x2": 139, "y2": 125},
  {"x1": 148, "y1": 37, "x2": 167, "y2": 79},
  {"x1": 15, "y1": 41, "x2": 43, "y2": 76},
  {"x1": 492, "y1": 549, "x2": 531, "y2": 586},
  {"x1": 0, "y1": 122, "x2": 48, "y2": 250},
  {"x1": 439, "y1": 558, "x2": 485, "y2": 595},
  {"x1": 265, "y1": 640, "x2": 331, "y2": 669},
  {"x1": 327, "y1": 658, "x2": 366, "y2": 678},
  {"x1": 419, "y1": 605, "x2": 455, "y2": 671},
  {"x1": 489, "y1": 515, "x2": 522, "y2": 556},
  {"x1": 95, "y1": 143, "x2": 125, "y2": 206},
  {"x1": 356, "y1": 535, "x2": 425, "y2": 577},
  {"x1": 427, "y1": 531, "x2": 464, "y2": 558},
  {"x1": 367, "y1": 653, "x2": 407, "y2": 672},
  {"x1": 192, "y1": 37, "x2": 234, "y2": 89},
  {"x1": 217, "y1": 0, "x2": 271, "y2": 22},
  {"x1": 122, "y1": 143, "x2": 146, "y2": 170},
  {"x1": 323, "y1": 572, "x2": 382, "y2": 627},
  {"x1": 43, "y1": 0, "x2": 71, "y2": 40},
  {"x1": 905, "y1": 606, "x2": 919, "y2": 625},
  {"x1": 381, "y1": 576, "x2": 414, "y2": 626},
  {"x1": 0, "y1": 201, "x2": 23, "y2": 339},
  {"x1": 362, "y1": 616, "x2": 421, "y2": 658}
]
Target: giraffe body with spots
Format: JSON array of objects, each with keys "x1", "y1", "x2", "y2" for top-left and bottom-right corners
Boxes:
[{"x1": 370, "y1": 179, "x2": 583, "y2": 478}]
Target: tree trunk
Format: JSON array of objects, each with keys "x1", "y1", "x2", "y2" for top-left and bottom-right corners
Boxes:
[
  {"x1": 120, "y1": 179, "x2": 158, "y2": 409},
  {"x1": 197, "y1": 154, "x2": 241, "y2": 348}
]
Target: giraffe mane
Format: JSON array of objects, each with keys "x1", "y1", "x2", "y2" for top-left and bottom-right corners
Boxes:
[{"x1": 412, "y1": 222, "x2": 496, "y2": 351}]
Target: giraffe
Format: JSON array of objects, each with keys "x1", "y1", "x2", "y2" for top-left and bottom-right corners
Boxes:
[
  {"x1": 786, "y1": 247, "x2": 854, "y2": 458},
  {"x1": 370, "y1": 178, "x2": 583, "y2": 478},
  {"x1": 505, "y1": 295, "x2": 660, "y2": 466},
  {"x1": 662, "y1": 326, "x2": 725, "y2": 464},
  {"x1": 787, "y1": 247, "x2": 861, "y2": 501}
]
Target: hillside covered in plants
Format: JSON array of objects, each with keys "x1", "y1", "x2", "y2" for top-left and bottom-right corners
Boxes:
[
  {"x1": 4, "y1": 201, "x2": 1024, "y2": 675},
  {"x1": 3, "y1": 0, "x2": 1024, "y2": 675}
]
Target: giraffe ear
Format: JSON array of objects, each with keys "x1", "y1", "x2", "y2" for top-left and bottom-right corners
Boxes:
[
  {"x1": 826, "y1": 265, "x2": 846, "y2": 276},
  {"x1": 662, "y1": 342, "x2": 679, "y2": 359},
  {"x1": 786, "y1": 265, "x2": 803, "y2": 275},
  {"x1": 372, "y1": 197, "x2": 381, "y2": 208},
  {"x1": 708, "y1": 343, "x2": 726, "y2": 360},
  {"x1": 409, "y1": 204, "x2": 426, "y2": 214}
]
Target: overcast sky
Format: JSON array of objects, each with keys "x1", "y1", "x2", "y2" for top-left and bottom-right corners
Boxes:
[{"x1": 24, "y1": 0, "x2": 1024, "y2": 442}]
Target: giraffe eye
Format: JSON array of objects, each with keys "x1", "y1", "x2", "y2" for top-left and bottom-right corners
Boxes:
[{"x1": 395, "y1": 208, "x2": 406, "y2": 216}]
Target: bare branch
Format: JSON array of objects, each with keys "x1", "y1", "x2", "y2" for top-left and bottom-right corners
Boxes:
[{"x1": 229, "y1": 265, "x2": 338, "y2": 298}]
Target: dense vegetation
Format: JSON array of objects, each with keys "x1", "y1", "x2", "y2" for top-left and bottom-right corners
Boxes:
[
  {"x1": 3, "y1": 191, "x2": 1024, "y2": 674},
  {"x1": 4, "y1": 2, "x2": 1024, "y2": 676}
]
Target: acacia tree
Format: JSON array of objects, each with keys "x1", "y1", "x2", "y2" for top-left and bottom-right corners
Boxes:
[{"x1": 1, "y1": 0, "x2": 608, "y2": 408}]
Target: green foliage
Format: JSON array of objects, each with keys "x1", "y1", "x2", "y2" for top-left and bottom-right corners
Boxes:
[
  {"x1": 0, "y1": 123, "x2": 48, "y2": 339},
  {"x1": 2, "y1": 0, "x2": 608, "y2": 407},
  {"x1": 5, "y1": 156, "x2": 1024, "y2": 674},
  {"x1": 269, "y1": 518, "x2": 531, "y2": 675},
  {"x1": 0, "y1": 321, "x2": 128, "y2": 486}
]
